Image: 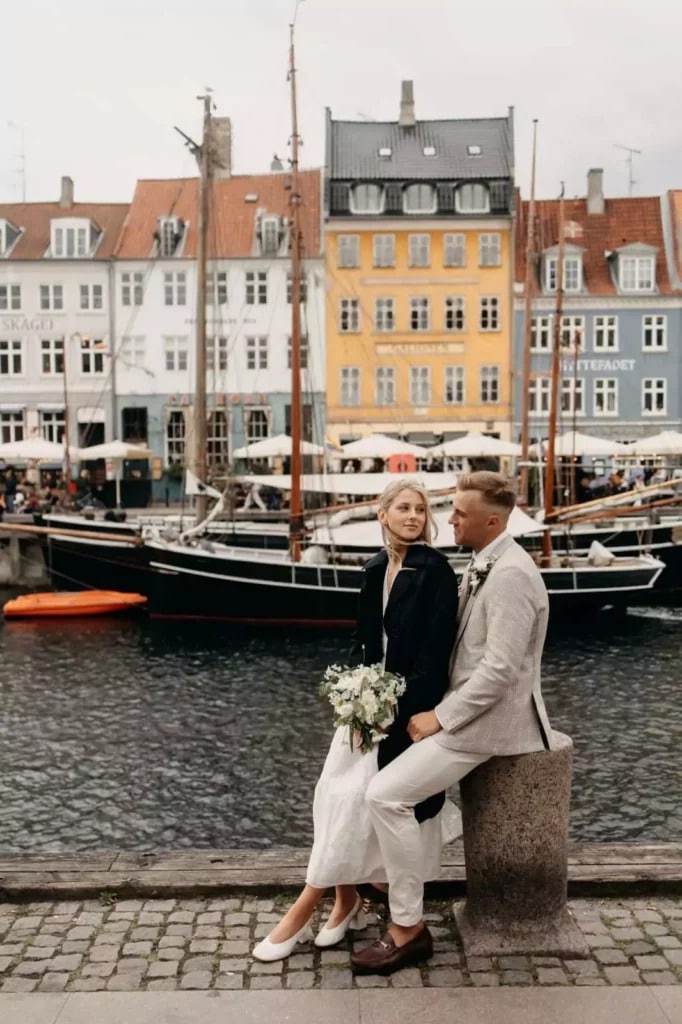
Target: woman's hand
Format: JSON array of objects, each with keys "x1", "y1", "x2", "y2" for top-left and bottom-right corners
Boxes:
[{"x1": 407, "y1": 711, "x2": 442, "y2": 742}]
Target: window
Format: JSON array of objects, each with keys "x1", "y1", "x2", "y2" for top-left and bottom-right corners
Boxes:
[
  {"x1": 121, "y1": 407, "x2": 148, "y2": 444},
  {"x1": 0, "y1": 219, "x2": 21, "y2": 256},
  {"x1": 479, "y1": 296, "x2": 500, "y2": 331},
  {"x1": 80, "y1": 337, "x2": 105, "y2": 375},
  {"x1": 260, "y1": 216, "x2": 281, "y2": 257},
  {"x1": 642, "y1": 378, "x2": 666, "y2": 415},
  {"x1": 529, "y1": 377, "x2": 551, "y2": 414},
  {"x1": 0, "y1": 284, "x2": 21, "y2": 311},
  {"x1": 40, "y1": 409, "x2": 65, "y2": 444},
  {"x1": 41, "y1": 337, "x2": 64, "y2": 375},
  {"x1": 246, "y1": 271, "x2": 268, "y2": 305},
  {"x1": 546, "y1": 256, "x2": 582, "y2": 292},
  {"x1": 40, "y1": 285, "x2": 63, "y2": 311},
  {"x1": 620, "y1": 255, "x2": 655, "y2": 292},
  {"x1": 531, "y1": 316, "x2": 552, "y2": 351},
  {"x1": 0, "y1": 411, "x2": 24, "y2": 443},
  {"x1": 408, "y1": 234, "x2": 430, "y2": 267},
  {"x1": 164, "y1": 336, "x2": 189, "y2": 372},
  {"x1": 207, "y1": 271, "x2": 228, "y2": 306},
  {"x1": 166, "y1": 410, "x2": 186, "y2": 465},
  {"x1": 480, "y1": 365, "x2": 500, "y2": 403},
  {"x1": 207, "y1": 411, "x2": 229, "y2": 468},
  {"x1": 594, "y1": 378, "x2": 618, "y2": 416},
  {"x1": 163, "y1": 271, "x2": 187, "y2": 306},
  {"x1": 445, "y1": 297, "x2": 465, "y2": 332},
  {"x1": 246, "y1": 408, "x2": 270, "y2": 442},
  {"x1": 403, "y1": 184, "x2": 436, "y2": 214},
  {"x1": 373, "y1": 234, "x2": 395, "y2": 268},
  {"x1": 410, "y1": 297, "x2": 430, "y2": 331},
  {"x1": 246, "y1": 335, "x2": 268, "y2": 370},
  {"x1": 339, "y1": 298, "x2": 360, "y2": 332},
  {"x1": 79, "y1": 284, "x2": 103, "y2": 310},
  {"x1": 286, "y1": 272, "x2": 308, "y2": 304},
  {"x1": 376, "y1": 367, "x2": 395, "y2": 406},
  {"x1": 560, "y1": 316, "x2": 585, "y2": 349},
  {"x1": 561, "y1": 378, "x2": 584, "y2": 415},
  {"x1": 338, "y1": 235, "x2": 360, "y2": 268},
  {"x1": 0, "y1": 339, "x2": 23, "y2": 376},
  {"x1": 287, "y1": 335, "x2": 309, "y2": 369},
  {"x1": 374, "y1": 297, "x2": 395, "y2": 332},
  {"x1": 120, "y1": 336, "x2": 146, "y2": 368},
  {"x1": 158, "y1": 217, "x2": 183, "y2": 257},
  {"x1": 445, "y1": 366, "x2": 465, "y2": 405},
  {"x1": 121, "y1": 272, "x2": 144, "y2": 306},
  {"x1": 410, "y1": 366, "x2": 431, "y2": 405},
  {"x1": 350, "y1": 184, "x2": 383, "y2": 214},
  {"x1": 594, "y1": 315, "x2": 618, "y2": 351},
  {"x1": 53, "y1": 224, "x2": 88, "y2": 257},
  {"x1": 340, "y1": 367, "x2": 360, "y2": 406},
  {"x1": 467, "y1": 144, "x2": 482, "y2": 156},
  {"x1": 456, "y1": 183, "x2": 489, "y2": 213},
  {"x1": 443, "y1": 233, "x2": 466, "y2": 268},
  {"x1": 643, "y1": 315, "x2": 666, "y2": 351},
  {"x1": 479, "y1": 233, "x2": 501, "y2": 267},
  {"x1": 207, "y1": 336, "x2": 229, "y2": 372}
]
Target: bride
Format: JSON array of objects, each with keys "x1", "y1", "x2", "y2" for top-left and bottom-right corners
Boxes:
[{"x1": 253, "y1": 478, "x2": 459, "y2": 961}]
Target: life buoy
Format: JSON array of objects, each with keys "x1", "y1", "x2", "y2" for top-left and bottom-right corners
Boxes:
[{"x1": 388, "y1": 454, "x2": 416, "y2": 473}]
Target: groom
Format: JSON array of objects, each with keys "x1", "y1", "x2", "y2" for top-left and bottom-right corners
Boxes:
[{"x1": 351, "y1": 471, "x2": 554, "y2": 975}]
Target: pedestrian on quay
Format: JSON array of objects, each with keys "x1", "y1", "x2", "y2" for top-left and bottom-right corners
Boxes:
[{"x1": 252, "y1": 478, "x2": 460, "y2": 963}]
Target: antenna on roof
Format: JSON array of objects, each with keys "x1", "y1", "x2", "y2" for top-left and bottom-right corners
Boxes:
[{"x1": 614, "y1": 144, "x2": 642, "y2": 196}]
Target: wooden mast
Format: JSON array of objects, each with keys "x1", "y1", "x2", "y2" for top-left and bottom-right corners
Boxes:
[
  {"x1": 193, "y1": 93, "x2": 212, "y2": 524},
  {"x1": 287, "y1": 15, "x2": 303, "y2": 561},
  {"x1": 542, "y1": 186, "x2": 566, "y2": 564},
  {"x1": 519, "y1": 119, "x2": 538, "y2": 506}
]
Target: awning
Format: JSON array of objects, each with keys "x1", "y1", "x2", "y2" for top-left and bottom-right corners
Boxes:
[
  {"x1": 406, "y1": 431, "x2": 436, "y2": 445},
  {"x1": 77, "y1": 407, "x2": 106, "y2": 423}
]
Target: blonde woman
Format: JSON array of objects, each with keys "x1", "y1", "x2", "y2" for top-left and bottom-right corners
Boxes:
[{"x1": 253, "y1": 479, "x2": 459, "y2": 962}]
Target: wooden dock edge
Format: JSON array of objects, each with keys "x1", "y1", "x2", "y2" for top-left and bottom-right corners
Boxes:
[{"x1": 1, "y1": 842, "x2": 680, "y2": 901}]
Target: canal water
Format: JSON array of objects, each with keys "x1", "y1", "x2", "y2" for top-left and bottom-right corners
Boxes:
[{"x1": 0, "y1": 608, "x2": 680, "y2": 853}]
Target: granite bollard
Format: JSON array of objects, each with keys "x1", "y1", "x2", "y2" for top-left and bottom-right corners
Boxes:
[{"x1": 455, "y1": 730, "x2": 590, "y2": 957}]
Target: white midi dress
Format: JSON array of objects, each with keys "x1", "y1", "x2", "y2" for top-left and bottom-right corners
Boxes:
[{"x1": 305, "y1": 572, "x2": 459, "y2": 888}]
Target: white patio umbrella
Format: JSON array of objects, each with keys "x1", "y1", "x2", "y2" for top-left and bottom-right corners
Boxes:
[
  {"x1": 0, "y1": 437, "x2": 70, "y2": 462},
  {"x1": 341, "y1": 433, "x2": 428, "y2": 459},
  {"x1": 77, "y1": 440, "x2": 153, "y2": 507},
  {"x1": 429, "y1": 432, "x2": 522, "y2": 458},
  {"x1": 625, "y1": 431, "x2": 682, "y2": 456},
  {"x1": 530, "y1": 431, "x2": 627, "y2": 457},
  {"x1": 232, "y1": 433, "x2": 325, "y2": 459}
]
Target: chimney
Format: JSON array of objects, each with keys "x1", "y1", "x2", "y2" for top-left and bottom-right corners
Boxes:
[
  {"x1": 209, "y1": 117, "x2": 232, "y2": 179},
  {"x1": 587, "y1": 168, "x2": 604, "y2": 215},
  {"x1": 60, "y1": 176, "x2": 74, "y2": 208},
  {"x1": 399, "y1": 80, "x2": 415, "y2": 128}
]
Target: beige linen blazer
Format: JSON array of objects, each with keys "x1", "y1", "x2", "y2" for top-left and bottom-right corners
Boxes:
[{"x1": 434, "y1": 535, "x2": 554, "y2": 755}]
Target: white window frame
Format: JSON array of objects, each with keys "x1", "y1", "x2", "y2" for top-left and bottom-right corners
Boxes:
[
  {"x1": 403, "y1": 184, "x2": 437, "y2": 215},
  {"x1": 79, "y1": 283, "x2": 104, "y2": 311},
  {"x1": 39, "y1": 284, "x2": 64, "y2": 311},
  {"x1": 158, "y1": 216, "x2": 182, "y2": 257},
  {"x1": 531, "y1": 316, "x2": 552, "y2": 352},
  {"x1": 0, "y1": 338, "x2": 23, "y2": 376},
  {"x1": 338, "y1": 235, "x2": 360, "y2": 268},
  {"x1": 455, "y1": 183, "x2": 490, "y2": 213},
  {"x1": 593, "y1": 315, "x2": 618, "y2": 351},
  {"x1": 444, "y1": 296, "x2": 465, "y2": 332},
  {"x1": 443, "y1": 233, "x2": 466, "y2": 268},
  {"x1": 286, "y1": 271, "x2": 308, "y2": 305},
  {"x1": 350, "y1": 184, "x2": 384, "y2": 215},
  {"x1": 0, "y1": 410, "x2": 24, "y2": 444},
  {"x1": 479, "y1": 295, "x2": 500, "y2": 332},
  {"x1": 245, "y1": 406, "x2": 271, "y2": 442},
  {"x1": 480, "y1": 365, "x2": 500, "y2": 403},
  {"x1": 166, "y1": 409, "x2": 186, "y2": 465},
  {"x1": 373, "y1": 234, "x2": 395, "y2": 268},
  {"x1": 374, "y1": 297, "x2": 395, "y2": 332},
  {"x1": 409, "y1": 297, "x2": 430, "y2": 331},
  {"x1": 444, "y1": 365, "x2": 465, "y2": 405},
  {"x1": 163, "y1": 335, "x2": 189, "y2": 372},
  {"x1": 245, "y1": 270, "x2": 268, "y2": 305},
  {"x1": 40, "y1": 409, "x2": 65, "y2": 444},
  {"x1": 260, "y1": 215, "x2": 281, "y2": 257},
  {"x1": 163, "y1": 271, "x2": 187, "y2": 306},
  {"x1": 529, "y1": 377, "x2": 551, "y2": 414},
  {"x1": 409, "y1": 366, "x2": 431, "y2": 405},
  {"x1": 40, "y1": 337, "x2": 64, "y2": 376},
  {"x1": 245, "y1": 335, "x2": 269, "y2": 370},
  {"x1": 340, "y1": 366, "x2": 361, "y2": 407},
  {"x1": 642, "y1": 378, "x2": 667, "y2": 416},
  {"x1": 80, "y1": 337, "x2": 105, "y2": 375},
  {"x1": 207, "y1": 271, "x2": 228, "y2": 306},
  {"x1": 286, "y1": 334, "x2": 309, "y2": 370},
  {"x1": 121, "y1": 272, "x2": 144, "y2": 306},
  {"x1": 207, "y1": 336, "x2": 229, "y2": 372},
  {"x1": 619, "y1": 255, "x2": 655, "y2": 293},
  {"x1": 207, "y1": 410, "x2": 230, "y2": 469},
  {"x1": 408, "y1": 234, "x2": 430, "y2": 268},
  {"x1": 561, "y1": 377, "x2": 585, "y2": 415},
  {"x1": 642, "y1": 314, "x2": 667, "y2": 351},
  {"x1": 545, "y1": 256, "x2": 582, "y2": 293},
  {"x1": 593, "y1": 378, "x2": 618, "y2": 417},
  {"x1": 560, "y1": 315, "x2": 585, "y2": 350},
  {"x1": 339, "y1": 298, "x2": 360, "y2": 333},
  {"x1": 479, "y1": 233, "x2": 501, "y2": 267},
  {"x1": 120, "y1": 336, "x2": 146, "y2": 368},
  {"x1": 0, "y1": 284, "x2": 21, "y2": 311},
  {"x1": 51, "y1": 219, "x2": 90, "y2": 258},
  {"x1": 375, "y1": 366, "x2": 395, "y2": 406}
]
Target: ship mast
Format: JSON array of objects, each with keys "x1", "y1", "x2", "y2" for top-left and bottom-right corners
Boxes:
[
  {"x1": 193, "y1": 93, "x2": 212, "y2": 524},
  {"x1": 542, "y1": 186, "x2": 566, "y2": 565},
  {"x1": 287, "y1": 14, "x2": 304, "y2": 561},
  {"x1": 518, "y1": 120, "x2": 538, "y2": 506}
]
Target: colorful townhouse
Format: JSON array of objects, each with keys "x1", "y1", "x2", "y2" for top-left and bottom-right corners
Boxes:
[{"x1": 323, "y1": 81, "x2": 516, "y2": 447}]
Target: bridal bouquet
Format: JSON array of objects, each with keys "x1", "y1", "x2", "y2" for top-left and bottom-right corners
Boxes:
[{"x1": 319, "y1": 663, "x2": 407, "y2": 754}]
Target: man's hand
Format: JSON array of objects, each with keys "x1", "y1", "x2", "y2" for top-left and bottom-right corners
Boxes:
[{"x1": 407, "y1": 711, "x2": 442, "y2": 742}]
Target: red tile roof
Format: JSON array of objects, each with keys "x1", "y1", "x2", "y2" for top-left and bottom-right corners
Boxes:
[
  {"x1": 668, "y1": 190, "x2": 682, "y2": 277},
  {"x1": 0, "y1": 202, "x2": 129, "y2": 260},
  {"x1": 515, "y1": 194, "x2": 676, "y2": 294},
  {"x1": 114, "y1": 169, "x2": 322, "y2": 260}
]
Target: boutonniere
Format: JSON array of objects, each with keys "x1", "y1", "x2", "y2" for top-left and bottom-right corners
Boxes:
[{"x1": 468, "y1": 555, "x2": 498, "y2": 595}]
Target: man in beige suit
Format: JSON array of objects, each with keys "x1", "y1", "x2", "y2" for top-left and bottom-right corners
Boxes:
[{"x1": 352, "y1": 471, "x2": 553, "y2": 976}]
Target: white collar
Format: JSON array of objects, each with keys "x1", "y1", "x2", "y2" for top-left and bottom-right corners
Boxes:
[{"x1": 472, "y1": 530, "x2": 510, "y2": 566}]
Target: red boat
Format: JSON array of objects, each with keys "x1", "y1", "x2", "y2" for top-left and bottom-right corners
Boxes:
[{"x1": 3, "y1": 591, "x2": 147, "y2": 619}]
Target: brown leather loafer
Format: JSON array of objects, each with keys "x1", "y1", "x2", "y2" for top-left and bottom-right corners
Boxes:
[{"x1": 350, "y1": 925, "x2": 433, "y2": 975}]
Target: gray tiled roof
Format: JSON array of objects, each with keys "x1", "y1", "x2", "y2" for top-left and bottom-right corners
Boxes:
[{"x1": 330, "y1": 117, "x2": 513, "y2": 181}]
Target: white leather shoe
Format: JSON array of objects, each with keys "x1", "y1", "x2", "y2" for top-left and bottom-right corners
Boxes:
[
  {"x1": 252, "y1": 922, "x2": 314, "y2": 962},
  {"x1": 315, "y1": 896, "x2": 367, "y2": 948}
]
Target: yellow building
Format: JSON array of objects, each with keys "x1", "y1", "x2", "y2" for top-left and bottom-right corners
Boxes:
[{"x1": 324, "y1": 83, "x2": 515, "y2": 447}]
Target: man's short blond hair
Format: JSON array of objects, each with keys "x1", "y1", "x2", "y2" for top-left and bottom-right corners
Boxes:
[{"x1": 456, "y1": 471, "x2": 516, "y2": 512}]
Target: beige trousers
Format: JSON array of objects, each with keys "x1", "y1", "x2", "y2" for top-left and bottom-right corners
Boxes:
[{"x1": 366, "y1": 736, "x2": 490, "y2": 925}]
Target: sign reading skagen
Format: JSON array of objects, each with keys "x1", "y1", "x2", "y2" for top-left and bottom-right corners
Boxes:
[
  {"x1": 376, "y1": 341, "x2": 465, "y2": 355},
  {"x1": 560, "y1": 358, "x2": 636, "y2": 373},
  {"x1": 1, "y1": 316, "x2": 55, "y2": 332}
]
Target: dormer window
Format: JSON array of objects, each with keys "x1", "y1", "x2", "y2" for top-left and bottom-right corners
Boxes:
[
  {"x1": 467, "y1": 145, "x2": 482, "y2": 156},
  {"x1": 350, "y1": 183, "x2": 384, "y2": 215},
  {"x1": 455, "y1": 183, "x2": 489, "y2": 213},
  {"x1": 545, "y1": 254, "x2": 583, "y2": 293},
  {"x1": 619, "y1": 255, "x2": 655, "y2": 292},
  {"x1": 51, "y1": 217, "x2": 95, "y2": 258},
  {"x1": 423, "y1": 146, "x2": 437, "y2": 157},
  {"x1": 259, "y1": 215, "x2": 282, "y2": 257},
  {"x1": 403, "y1": 184, "x2": 436, "y2": 214},
  {"x1": 0, "y1": 218, "x2": 21, "y2": 257},
  {"x1": 157, "y1": 216, "x2": 184, "y2": 257}
]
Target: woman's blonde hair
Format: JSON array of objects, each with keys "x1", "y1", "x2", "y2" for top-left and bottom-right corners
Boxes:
[{"x1": 377, "y1": 478, "x2": 438, "y2": 562}]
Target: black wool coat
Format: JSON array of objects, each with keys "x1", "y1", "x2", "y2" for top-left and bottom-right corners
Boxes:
[{"x1": 348, "y1": 543, "x2": 459, "y2": 823}]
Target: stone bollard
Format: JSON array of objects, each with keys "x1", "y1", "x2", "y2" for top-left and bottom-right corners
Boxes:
[{"x1": 455, "y1": 730, "x2": 590, "y2": 957}]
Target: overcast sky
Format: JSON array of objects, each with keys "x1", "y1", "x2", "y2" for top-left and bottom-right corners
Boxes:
[{"x1": 1, "y1": 0, "x2": 678, "y2": 206}]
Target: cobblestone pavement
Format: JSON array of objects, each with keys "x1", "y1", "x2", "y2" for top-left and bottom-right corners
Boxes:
[{"x1": 0, "y1": 894, "x2": 681, "y2": 993}]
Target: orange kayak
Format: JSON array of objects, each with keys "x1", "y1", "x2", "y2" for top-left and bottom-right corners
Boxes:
[{"x1": 3, "y1": 591, "x2": 147, "y2": 618}]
